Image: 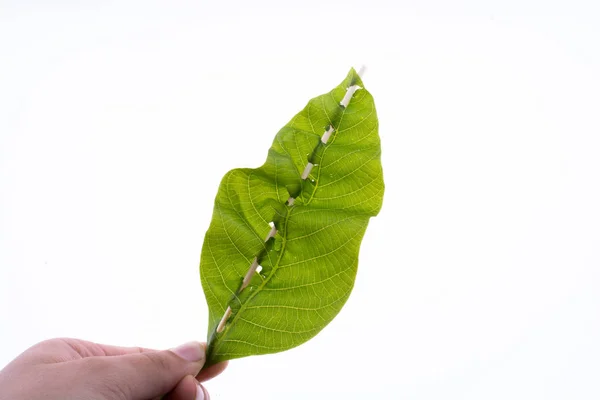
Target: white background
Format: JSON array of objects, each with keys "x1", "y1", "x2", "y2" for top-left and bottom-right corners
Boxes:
[{"x1": 1, "y1": 1, "x2": 600, "y2": 399}]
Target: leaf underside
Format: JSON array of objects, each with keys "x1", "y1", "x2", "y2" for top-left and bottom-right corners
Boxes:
[{"x1": 200, "y1": 69, "x2": 384, "y2": 365}]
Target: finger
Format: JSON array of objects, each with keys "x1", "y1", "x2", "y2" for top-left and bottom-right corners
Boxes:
[
  {"x1": 197, "y1": 360, "x2": 228, "y2": 382},
  {"x1": 163, "y1": 375, "x2": 210, "y2": 400},
  {"x1": 4, "y1": 338, "x2": 156, "y2": 367},
  {"x1": 80, "y1": 341, "x2": 206, "y2": 399},
  {"x1": 56, "y1": 338, "x2": 156, "y2": 357}
]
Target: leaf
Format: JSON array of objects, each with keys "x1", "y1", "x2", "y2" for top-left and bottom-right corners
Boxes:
[{"x1": 200, "y1": 68, "x2": 384, "y2": 365}]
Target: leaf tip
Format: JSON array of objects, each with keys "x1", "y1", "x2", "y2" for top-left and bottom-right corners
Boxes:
[{"x1": 347, "y1": 66, "x2": 365, "y2": 88}]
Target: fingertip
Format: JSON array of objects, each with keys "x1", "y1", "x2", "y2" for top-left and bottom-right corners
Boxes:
[
  {"x1": 170, "y1": 341, "x2": 206, "y2": 363},
  {"x1": 196, "y1": 383, "x2": 210, "y2": 400}
]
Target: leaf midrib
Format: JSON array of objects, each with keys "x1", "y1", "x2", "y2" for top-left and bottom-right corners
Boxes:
[
  {"x1": 211, "y1": 204, "x2": 293, "y2": 356},
  {"x1": 305, "y1": 93, "x2": 348, "y2": 205}
]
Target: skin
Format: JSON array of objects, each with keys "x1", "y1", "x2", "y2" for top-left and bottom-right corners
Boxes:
[{"x1": 0, "y1": 338, "x2": 227, "y2": 400}]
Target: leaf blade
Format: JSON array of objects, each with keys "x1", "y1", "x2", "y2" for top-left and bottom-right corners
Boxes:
[{"x1": 200, "y1": 69, "x2": 384, "y2": 365}]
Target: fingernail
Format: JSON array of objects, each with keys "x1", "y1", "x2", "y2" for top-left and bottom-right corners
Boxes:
[
  {"x1": 170, "y1": 341, "x2": 205, "y2": 362},
  {"x1": 196, "y1": 383, "x2": 209, "y2": 400}
]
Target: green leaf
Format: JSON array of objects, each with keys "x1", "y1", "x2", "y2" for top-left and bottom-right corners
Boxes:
[{"x1": 200, "y1": 68, "x2": 384, "y2": 365}]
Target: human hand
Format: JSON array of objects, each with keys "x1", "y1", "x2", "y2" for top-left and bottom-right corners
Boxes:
[{"x1": 0, "y1": 338, "x2": 227, "y2": 400}]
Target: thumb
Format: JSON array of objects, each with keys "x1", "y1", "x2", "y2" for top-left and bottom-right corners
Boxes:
[{"x1": 84, "y1": 341, "x2": 206, "y2": 399}]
